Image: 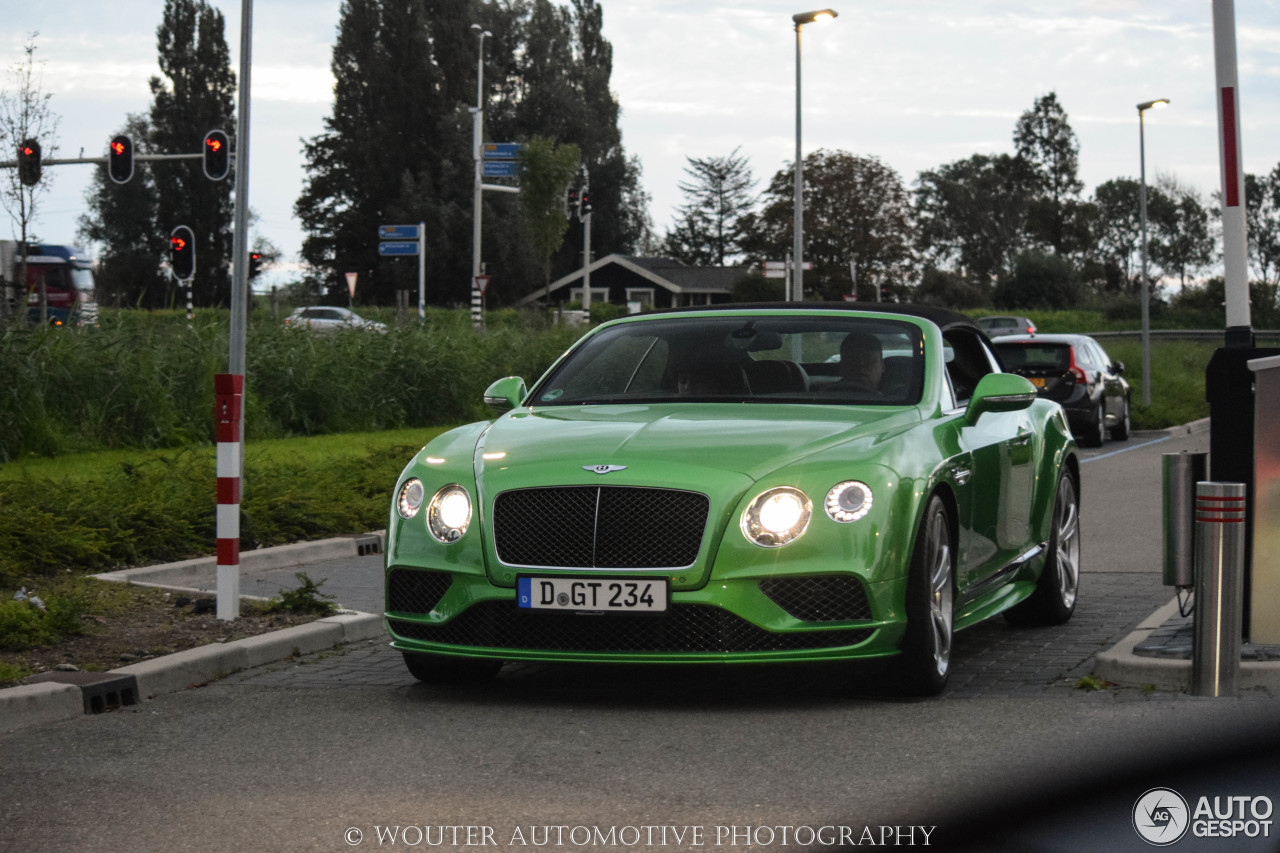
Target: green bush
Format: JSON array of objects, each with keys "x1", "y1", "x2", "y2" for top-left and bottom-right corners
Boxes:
[
  {"x1": 0, "y1": 308, "x2": 580, "y2": 462},
  {"x1": 0, "y1": 593, "x2": 84, "y2": 651}
]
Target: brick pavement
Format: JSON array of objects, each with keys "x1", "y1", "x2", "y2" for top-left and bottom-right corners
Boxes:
[{"x1": 235, "y1": 557, "x2": 1192, "y2": 700}]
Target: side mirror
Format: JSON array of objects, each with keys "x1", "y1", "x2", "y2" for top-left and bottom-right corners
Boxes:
[
  {"x1": 483, "y1": 376, "x2": 528, "y2": 413},
  {"x1": 1112, "y1": 361, "x2": 1126, "y2": 375},
  {"x1": 964, "y1": 373, "x2": 1037, "y2": 426}
]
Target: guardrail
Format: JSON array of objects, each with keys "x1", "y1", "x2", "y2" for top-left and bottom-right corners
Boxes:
[{"x1": 1087, "y1": 329, "x2": 1280, "y2": 342}]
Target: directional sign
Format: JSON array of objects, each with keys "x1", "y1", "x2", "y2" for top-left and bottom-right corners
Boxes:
[
  {"x1": 482, "y1": 160, "x2": 519, "y2": 178},
  {"x1": 378, "y1": 224, "x2": 420, "y2": 240},
  {"x1": 482, "y1": 142, "x2": 522, "y2": 159},
  {"x1": 378, "y1": 241, "x2": 420, "y2": 257}
]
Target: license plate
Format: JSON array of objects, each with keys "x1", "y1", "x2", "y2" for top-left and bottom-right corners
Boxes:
[
  {"x1": 517, "y1": 577, "x2": 668, "y2": 612},
  {"x1": 1029, "y1": 377, "x2": 1046, "y2": 388}
]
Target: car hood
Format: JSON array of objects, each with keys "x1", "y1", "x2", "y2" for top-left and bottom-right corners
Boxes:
[{"x1": 474, "y1": 403, "x2": 914, "y2": 487}]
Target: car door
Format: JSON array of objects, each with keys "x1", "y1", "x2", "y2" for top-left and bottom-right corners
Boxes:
[
  {"x1": 1089, "y1": 339, "x2": 1128, "y2": 417},
  {"x1": 944, "y1": 327, "x2": 1037, "y2": 594}
]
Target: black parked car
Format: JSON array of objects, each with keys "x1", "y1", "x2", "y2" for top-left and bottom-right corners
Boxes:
[{"x1": 990, "y1": 333, "x2": 1130, "y2": 447}]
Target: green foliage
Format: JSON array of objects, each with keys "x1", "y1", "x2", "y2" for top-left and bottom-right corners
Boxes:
[
  {"x1": 267, "y1": 572, "x2": 338, "y2": 617},
  {"x1": 149, "y1": 0, "x2": 238, "y2": 307},
  {"x1": 993, "y1": 251, "x2": 1080, "y2": 310},
  {"x1": 519, "y1": 135, "x2": 582, "y2": 287},
  {"x1": 0, "y1": 590, "x2": 84, "y2": 651},
  {"x1": 588, "y1": 301, "x2": 628, "y2": 324},
  {"x1": 731, "y1": 272, "x2": 785, "y2": 303},
  {"x1": 915, "y1": 268, "x2": 991, "y2": 309},
  {"x1": 0, "y1": 307, "x2": 579, "y2": 462},
  {"x1": 755, "y1": 151, "x2": 915, "y2": 299},
  {"x1": 663, "y1": 146, "x2": 756, "y2": 266}
]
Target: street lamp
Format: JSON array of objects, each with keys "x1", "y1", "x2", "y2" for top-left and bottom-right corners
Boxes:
[
  {"x1": 792, "y1": 8, "x2": 837, "y2": 302},
  {"x1": 1137, "y1": 97, "x2": 1169, "y2": 407},
  {"x1": 471, "y1": 24, "x2": 492, "y2": 327}
]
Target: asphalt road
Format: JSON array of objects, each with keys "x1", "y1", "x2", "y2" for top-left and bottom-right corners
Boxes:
[{"x1": 3, "y1": 423, "x2": 1278, "y2": 853}]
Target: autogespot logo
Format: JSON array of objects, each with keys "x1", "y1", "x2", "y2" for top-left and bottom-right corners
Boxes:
[{"x1": 1134, "y1": 788, "x2": 1191, "y2": 846}]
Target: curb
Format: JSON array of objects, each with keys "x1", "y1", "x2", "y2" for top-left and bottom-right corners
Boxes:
[
  {"x1": 91, "y1": 532, "x2": 384, "y2": 590},
  {"x1": 2, "y1": 535, "x2": 388, "y2": 733},
  {"x1": 1094, "y1": 595, "x2": 1280, "y2": 692}
]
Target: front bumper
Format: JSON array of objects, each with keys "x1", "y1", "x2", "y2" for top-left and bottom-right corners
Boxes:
[{"x1": 385, "y1": 566, "x2": 903, "y2": 665}]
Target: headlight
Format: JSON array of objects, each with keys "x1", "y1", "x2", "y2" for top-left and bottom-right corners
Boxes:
[
  {"x1": 741, "y1": 486, "x2": 811, "y2": 547},
  {"x1": 397, "y1": 478, "x2": 425, "y2": 519},
  {"x1": 427, "y1": 484, "x2": 472, "y2": 543},
  {"x1": 825, "y1": 480, "x2": 873, "y2": 523}
]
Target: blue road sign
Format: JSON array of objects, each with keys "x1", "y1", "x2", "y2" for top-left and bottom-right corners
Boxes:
[
  {"x1": 378, "y1": 224, "x2": 420, "y2": 240},
  {"x1": 482, "y1": 160, "x2": 519, "y2": 178},
  {"x1": 482, "y1": 142, "x2": 522, "y2": 159},
  {"x1": 378, "y1": 241, "x2": 419, "y2": 257}
]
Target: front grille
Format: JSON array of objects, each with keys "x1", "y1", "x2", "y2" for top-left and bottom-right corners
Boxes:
[
  {"x1": 387, "y1": 569, "x2": 453, "y2": 614},
  {"x1": 493, "y1": 486, "x2": 709, "y2": 569},
  {"x1": 759, "y1": 575, "x2": 873, "y2": 622},
  {"x1": 388, "y1": 603, "x2": 872, "y2": 654}
]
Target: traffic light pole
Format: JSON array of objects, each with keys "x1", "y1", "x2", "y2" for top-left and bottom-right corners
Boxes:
[{"x1": 216, "y1": 0, "x2": 255, "y2": 622}]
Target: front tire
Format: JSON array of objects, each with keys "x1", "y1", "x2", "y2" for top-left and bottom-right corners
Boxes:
[
  {"x1": 1110, "y1": 396, "x2": 1131, "y2": 441},
  {"x1": 402, "y1": 652, "x2": 502, "y2": 684},
  {"x1": 898, "y1": 495, "x2": 955, "y2": 697},
  {"x1": 1005, "y1": 469, "x2": 1080, "y2": 626}
]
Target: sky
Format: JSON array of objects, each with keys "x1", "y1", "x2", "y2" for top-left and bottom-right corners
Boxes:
[{"x1": 4, "y1": 1, "x2": 1280, "y2": 291}]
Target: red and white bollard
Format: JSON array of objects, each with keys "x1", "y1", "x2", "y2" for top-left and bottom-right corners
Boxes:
[{"x1": 214, "y1": 373, "x2": 243, "y2": 621}]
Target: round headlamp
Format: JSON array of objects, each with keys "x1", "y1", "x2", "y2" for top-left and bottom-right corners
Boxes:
[
  {"x1": 741, "y1": 486, "x2": 812, "y2": 548},
  {"x1": 397, "y1": 478, "x2": 425, "y2": 519},
  {"x1": 427, "y1": 484, "x2": 472, "y2": 543},
  {"x1": 825, "y1": 480, "x2": 873, "y2": 523}
]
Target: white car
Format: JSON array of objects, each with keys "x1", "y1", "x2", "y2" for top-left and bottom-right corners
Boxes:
[{"x1": 284, "y1": 306, "x2": 387, "y2": 333}]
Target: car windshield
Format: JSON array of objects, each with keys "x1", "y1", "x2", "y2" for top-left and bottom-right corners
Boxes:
[
  {"x1": 993, "y1": 342, "x2": 1070, "y2": 372},
  {"x1": 530, "y1": 315, "x2": 925, "y2": 406}
]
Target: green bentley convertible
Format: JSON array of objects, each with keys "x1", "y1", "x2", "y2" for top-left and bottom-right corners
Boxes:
[{"x1": 385, "y1": 304, "x2": 1080, "y2": 695}]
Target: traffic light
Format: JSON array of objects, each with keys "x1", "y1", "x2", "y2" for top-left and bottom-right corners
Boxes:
[
  {"x1": 578, "y1": 190, "x2": 592, "y2": 218},
  {"x1": 108, "y1": 135, "x2": 134, "y2": 184},
  {"x1": 170, "y1": 226, "x2": 196, "y2": 281},
  {"x1": 249, "y1": 252, "x2": 263, "y2": 279},
  {"x1": 203, "y1": 129, "x2": 230, "y2": 181},
  {"x1": 566, "y1": 187, "x2": 579, "y2": 217},
  {"x1": 17, "y1": 139, "x2": 41, "y2": 187}
]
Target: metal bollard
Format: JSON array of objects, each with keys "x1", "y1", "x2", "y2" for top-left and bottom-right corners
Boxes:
[
  {"x1": 1162, "y1": 452, "x2": 1207, "y2": 587},
  {"x1": 1191, "y1": 481, "x2": 1247, "y2": 697}
]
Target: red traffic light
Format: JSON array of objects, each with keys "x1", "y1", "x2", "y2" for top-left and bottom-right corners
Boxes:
[
  {"x1": 170, "y1": 225, "x2": 196, "y2": 281},
  {"x1": 108, "y1": 134, "x2": 134, "y2": 184},
  {"x1": 203, "y1": 129, "x2": 230, "y2": 181},
  {"x1": 17, "y1": 138, "x2": 41, "y2": 186}
]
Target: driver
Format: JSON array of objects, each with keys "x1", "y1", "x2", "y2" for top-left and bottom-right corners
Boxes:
[{"x1": 830, "y1": 330, "x2": 884, "y2": 394}]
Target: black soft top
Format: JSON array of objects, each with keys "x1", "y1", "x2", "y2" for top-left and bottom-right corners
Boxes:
[{"x1": 653, "y1": 301, "x2": 979, "y2": 332}]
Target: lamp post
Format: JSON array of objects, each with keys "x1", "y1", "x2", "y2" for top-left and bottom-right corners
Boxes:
[
  {"x1": 1137, "y1": 97, "x2": 1169, "y2": 407},
  {"x1": 792, "y1": 9, "x2": 837, "y2": 303},
  {"x1": 471, "y1": 24, "x2": 492, "y2": 327}
]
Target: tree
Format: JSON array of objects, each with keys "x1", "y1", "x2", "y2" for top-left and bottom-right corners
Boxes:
[
  {"x1": 1152, "y1": 173, "x2": 1213, "y2": 291},
  {"x1": 0, "y1": 34, "x2": 61, "y2": 325},
  {"x1": 663, "y1": 147, "x2": 756, "y2": 266},
  {"x1": 78, "y1": 114, "x2": 167, "y2": 308},
  {"x1": 1013, "y1": 92, "x2": 1087, "y2": 256},
  {"x1": 753, "y1": 150, "x2": 915, "y2": 301},
  {"x1": 1091, "y1": 177, "x2": 1177, "y2": 296},
  {"x1": 486, "y1": 0, "x2": 642, "y2": 298},
  {"x1": 517, "y1": 135, "x2": 580, "y2": 291},
  {"x1": 1245, "y1": 168, "x2": 1280, "y2": 287},
  {"x1": 915, "y1": 153, "x2": 1032, "y2": 283},
  {"x1": 149, "y1": 0, "x2": 237, "y2": 307},
  {"x1": 993, "y1": 250, "x2": 1079, "y2": 310}
]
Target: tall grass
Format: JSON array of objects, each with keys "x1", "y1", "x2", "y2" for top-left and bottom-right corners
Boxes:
[{"x1": 0, "y1": 308, "x2": 580, "y2": 462}]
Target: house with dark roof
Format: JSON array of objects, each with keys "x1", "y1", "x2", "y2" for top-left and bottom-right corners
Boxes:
[{"x1": 515, "y1": 254, "x2": 751, "y2": 310}]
